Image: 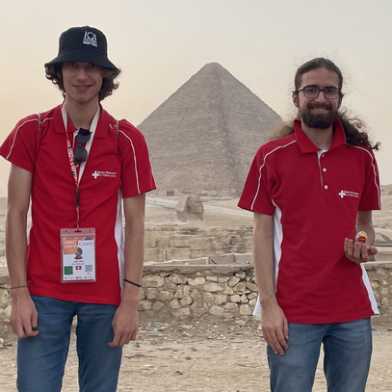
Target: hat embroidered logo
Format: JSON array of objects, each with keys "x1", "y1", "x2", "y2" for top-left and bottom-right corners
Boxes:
[{"x1": 82, "y1": 31, "x2": 97, "y2": 47}]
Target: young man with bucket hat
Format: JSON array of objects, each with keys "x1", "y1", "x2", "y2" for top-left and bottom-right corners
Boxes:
[{"x1": 0, "y1": 26, "x2": 156, "y2": 391}]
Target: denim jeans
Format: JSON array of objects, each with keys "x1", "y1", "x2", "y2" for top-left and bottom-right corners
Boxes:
[
  {"x1": 267, "y1": 319, "x2": 372, "y2": 392},
  {"x1": 17, "y1": 296, "x2": 122, "y2": 392}
]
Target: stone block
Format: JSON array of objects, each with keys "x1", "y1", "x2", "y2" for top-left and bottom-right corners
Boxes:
[
  {"x1": 230, "y1": 295, "x2": 241, "y2": 303},
  {"x1": 158, "y1": 290, "x2": 174, "y2": 302},
  {"x1": 203, "y1": 282, "x2": 223, "y2": 292},
  {"x1": 143, "y1": 275, "x2": 164, "y2": 288},
  {"x1": 224, "y1": 303, "x2": 239, "y2": 313},
  {"x1": 188, "y1": 277, "x2": 206, "y2": 286},
  {"x1": 169, "y1": 299, "x2": 181, "y2": 309},
  {"x1": 209, "y1": 305, "x2": 224, "y2": 316},
  {"x1": 168, "y1": 273, "x2": 187, "y2": 285},
  {"x1": 152, "y1": 301, "x2": 165, "y2": 311},
  {"x1": 146, "y1": 288, "x2": 158, "y2": 300},
  {"x1": 180, "y1": 296, "x2": 193, "y2": 306},
  {"x1": 214, "y1": 294, "x2": 227, "y2": 305},
  {"x1": 239, "y1": 304, "x2": 252, "y2": 316},
  {"x1": 228, "y1": 276, "x2": 241, "y2": 287}
]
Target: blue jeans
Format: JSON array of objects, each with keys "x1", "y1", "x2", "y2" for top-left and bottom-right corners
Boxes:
[
  {"x1": 267, "y1": 319, "x2": 372, "y2": 392},
  {"x1": 17, "y1": 296, "x2": 122, "y2": 392}
]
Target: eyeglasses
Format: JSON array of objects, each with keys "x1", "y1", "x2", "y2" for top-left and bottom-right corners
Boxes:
[
  {"x1": 73, "y1": 128, "x2": 91, "y2": 165},
  {"x1": 296, "y1": 85, "x2": 340, "y2": 100}
]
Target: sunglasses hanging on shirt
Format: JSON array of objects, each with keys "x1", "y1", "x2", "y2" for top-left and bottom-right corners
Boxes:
[{"x1": 73, "y1": 128, "x2": 91, "y2": 165}]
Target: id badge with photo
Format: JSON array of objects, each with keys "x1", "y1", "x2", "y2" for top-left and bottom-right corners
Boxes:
[{"x1": 60, "y1": 228, "x2": 96, "y2": 283}]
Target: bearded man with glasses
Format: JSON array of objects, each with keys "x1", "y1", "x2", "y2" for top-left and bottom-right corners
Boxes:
[
  {"x1": 0, "y1": 26, "x2": 155, "y2": 391},
  {"x1": 238, "y1": 58, "x2": 381, "y2": 392}
]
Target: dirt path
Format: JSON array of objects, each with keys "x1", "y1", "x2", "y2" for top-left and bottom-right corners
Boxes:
[{"x1": 0, "y1": 320, "x2": 391, "y2": 391}]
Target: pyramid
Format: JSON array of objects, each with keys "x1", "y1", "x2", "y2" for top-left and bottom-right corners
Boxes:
[{"x1": 139, "y1": 63, "x2": 282, "y2": 195}]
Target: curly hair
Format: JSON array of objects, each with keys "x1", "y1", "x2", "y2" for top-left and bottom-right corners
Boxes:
[
  {"x1": 273, "y1": 112, "x2": 379, "y2": 151},
  {"x1": 45, "y1": 63, "x2": 120, "y2": 101},
  {"x1": 274, "y1": 57, "x2": 379, "y2": 150}
]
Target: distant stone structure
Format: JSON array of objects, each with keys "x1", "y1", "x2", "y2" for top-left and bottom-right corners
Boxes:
[
  {"x1": 176, "y1": 195, "x2": 204, "y2": 222},
  {"x1": 139, "y1": 63, "x2": 282, "y2": 195}
]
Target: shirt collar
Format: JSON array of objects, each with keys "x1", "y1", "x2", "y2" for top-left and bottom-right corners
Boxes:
[
  {"x1": 53, "y1": 104, "x2": 114, "y2": 139},
  {"x1": 293, "y1": 118, "x2": 347, "y2": 154}
]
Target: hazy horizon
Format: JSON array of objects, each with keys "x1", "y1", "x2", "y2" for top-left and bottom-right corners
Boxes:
[{"x1": 0, "y1": 1, "x2": 391, "y2": 196}]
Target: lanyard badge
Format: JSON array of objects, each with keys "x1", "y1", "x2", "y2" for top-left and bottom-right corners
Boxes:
[{"x1": 59, "y1": 105, "x2": 99, "y2": 283}]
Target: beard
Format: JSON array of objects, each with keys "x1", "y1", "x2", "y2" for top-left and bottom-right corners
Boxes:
[{"x1": 300, "y1": 102, "x2": 338, "y2": 129}]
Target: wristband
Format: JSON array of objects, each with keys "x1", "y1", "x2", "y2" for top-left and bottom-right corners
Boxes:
[{"x1": 124, "y1": 278, "x2": 142, "y2": 288}]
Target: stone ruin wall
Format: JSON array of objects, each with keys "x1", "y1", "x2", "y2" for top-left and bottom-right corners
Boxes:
[
  {"x1": 144, "y1": 225, "x2": 253, "y2": 262},
  {"x1": 0, "y1": 223, "x2": 391, "y2": 334},
  {"x1": 1, "y1": 258, "x2": 391, "y2": 331}
]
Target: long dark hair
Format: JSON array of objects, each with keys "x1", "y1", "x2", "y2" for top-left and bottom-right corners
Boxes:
[
  {"x1": 45, "y1": 63, "x2": 120, "y2": 101},
  {"x1": 279, "y1": 58, "x2": 379, "y2": 150}
]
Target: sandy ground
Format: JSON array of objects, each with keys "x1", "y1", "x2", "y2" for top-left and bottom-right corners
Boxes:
[{"x1": 0, "y1": 319, "x2": 391, "y2": 392}]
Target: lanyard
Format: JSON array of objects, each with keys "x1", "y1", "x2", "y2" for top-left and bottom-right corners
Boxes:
[{"x1": 61, "y1": 105, "x2": 100, "y2": 228}]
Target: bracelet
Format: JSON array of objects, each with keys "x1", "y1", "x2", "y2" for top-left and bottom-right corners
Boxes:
[{"x1": 124, "y1": 278, "x2": 142, "y2": 288}]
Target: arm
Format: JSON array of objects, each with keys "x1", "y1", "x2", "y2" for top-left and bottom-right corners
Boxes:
[
  {"x1": 254, "y1": 212, "x2": 288, "y2": 355},
  {"x1": 344, "y1": 211, "x2": 377, "y2": 264},
  {"x1": 109, "y1": 194, "x2": 145, "y2": 347},
  {"x1": 6, "y1": 165, "x2": 38, "y2": 337}
]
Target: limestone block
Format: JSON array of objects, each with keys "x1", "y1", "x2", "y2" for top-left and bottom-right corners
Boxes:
[
  {"x1": 248, "y1": 292, "x2": 258, "y2": 300},
  {"x1": 230, "y1": 295, "x2": 241, "y2": 303},
  {"x1": 188, "y1": 277, "x2": 206, "y2": 286},
  {"x1": 143, "y1": 275, "x2": 164, "y2": 288},
  {"x1": 168, "y1": 273, "x2": 187, "y2": 285},
  {"x1": 209, "y1": 305, "x2": 224, "y2": 316},
  {"x1": 190, "y1": 289, "x2": 202, "y2": 300},
  {"x1": 224, "y1": 303, "x2": 239, "y2": 313},
  {"x1": 246, "y1": 282, "x2": 258, "y2": 292},
  {"x1": 228, "y1": 276, "x2": 241, "y2": 287},
  {"x1": 180, "y1": 296, "x2": 193, "y2": 306},
  {"x1": 144, "y1": 247, "x2": 159, "y2": 262},
  {"x1": 206, "y1": 276, "x2": 218, "y2": 282},
  {"x1": 239, "y1": 304, "x2": 252, "y2": 316},
  {"x1": 218, "y1": 276, "x2": 230, "y2": 283},
  {"x1": 158, "y1": 290, "x2": 173, "y2": 302},
  {"x1": 166, "y1": 248, "x2": 192, "y2": 260},
  {"x1": 233, "y1": 282, "x2": 249, "y2": 294},
  {"x1": 152, "y1": 301, "x2": 165, "y2": 311},
  {"x1": 203, "y1": 293, "x2": 215, "y2": 306},
  {"x1": 170, "y1": 236, "x2": 192, "y2": 248},
  {"x1": 175, "y1": 287, "x2": 184, "y2": 299},
  {"x1": 190, "y1": 303, "x2": 208, "y2": 317},
  {"x1": 138, "y1": 300, "x2": 152, "y2": 311},
  {"x1": 214, "y1": 294, "x2": 227, "y2": 305},
  {"x1": 235, "y1": 271, "x2": 247, "y2": 279},
  {"x1": 172, "y1": 307, "x2": 191, "y2": 318},
  {"x1": 223, "y1": 287, "x2": 234, "y2": 295},
  {"x1": 203, "y1": 283, "x2": 223, "y2": 292},
  {"x1": 146, "y1": 288, "x2": 158, "y2": 300},
  {"x1": 189, "y1": 237, "x2": 210, "y2": 250},
  {"x1": 169, "y1": 299, "x2": 181, "y2": 309},
  {"x1": 190, "y1": 249, "x2": 209, "y2": 259}
]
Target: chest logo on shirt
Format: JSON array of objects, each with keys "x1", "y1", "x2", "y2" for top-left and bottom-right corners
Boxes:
[
  {"x1": 338, "y1": 190, "x2": 360, "y2": 199},
  {"x1": 92, "y1": 170, "x2": 117, "y2": 179}
]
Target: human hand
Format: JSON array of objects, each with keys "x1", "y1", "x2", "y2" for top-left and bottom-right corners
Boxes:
[
  {"x1": 10, "y1": 288, "x2": 39, "y2": 338},
  {"x1": 108, "y1": 303, "x2": 139, "y2": 347},
  {"x1": 261, "y1": 300, "x2": 288, "y2": 355},
  {"x1": 344, "y1": 235, "x2": 377, "y2": 264}
]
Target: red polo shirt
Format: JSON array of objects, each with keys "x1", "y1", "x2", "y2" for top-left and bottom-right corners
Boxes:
[
  {"x1": 0, "y1": 105, "x2": 156, "y2": 305},
  {"x1": 239, "y1": 119, "x2": 381, "y2": 323}
]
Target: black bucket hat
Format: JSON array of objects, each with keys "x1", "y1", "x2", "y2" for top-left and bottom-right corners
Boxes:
[{"x1": 45, "y1": 26, "x2": 119, "y2": 72}]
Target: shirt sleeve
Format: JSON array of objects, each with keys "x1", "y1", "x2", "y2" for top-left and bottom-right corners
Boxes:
[
  {"x1": 238, "y1": 147, "x2": 275, "y2": 215},
  {"x1": 0, "y1": 115, "x2": 39, "y2": 173},
  {"x1": 359, "y1": 149, "x2": 381, "y2": 211},
  {"x1": 118, "y1": 120, "x2": 156, "y2": 198}
]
